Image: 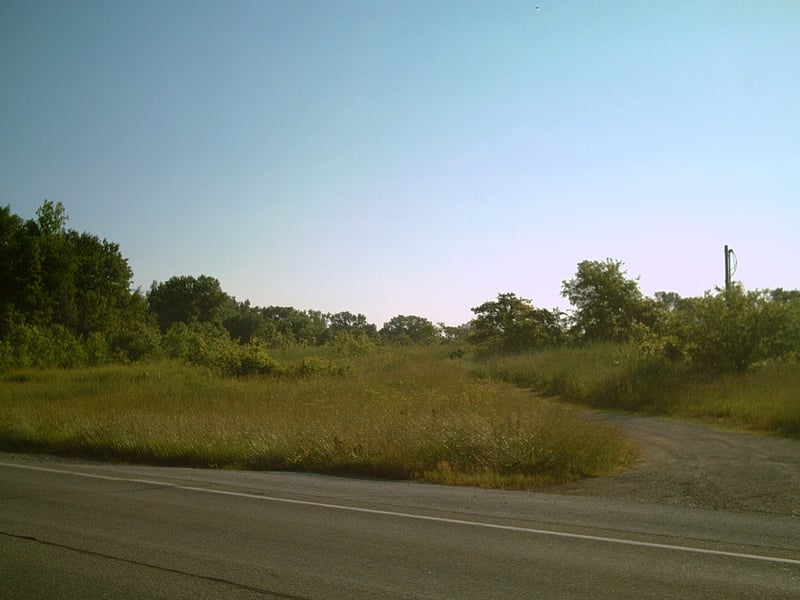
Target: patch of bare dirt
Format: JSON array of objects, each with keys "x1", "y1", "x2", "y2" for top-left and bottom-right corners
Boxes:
[{"x1": 551, "y1": 413, "x2": 800, "y2": 517}]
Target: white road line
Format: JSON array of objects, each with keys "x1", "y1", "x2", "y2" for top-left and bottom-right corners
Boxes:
[{"x1": 3, "y1": 461, "x2": 799, "y2": 566}]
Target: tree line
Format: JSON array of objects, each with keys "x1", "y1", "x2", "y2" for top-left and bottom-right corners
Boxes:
[{"x1": 2, "y1": 201, "x2": 798, "y2": 373}]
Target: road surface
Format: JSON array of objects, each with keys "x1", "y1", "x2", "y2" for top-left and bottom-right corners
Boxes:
[{"x1": 1, "y1": 455, "x2": 798, "y2": 598}]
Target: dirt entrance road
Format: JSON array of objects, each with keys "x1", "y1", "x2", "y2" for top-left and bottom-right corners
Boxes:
[{"x1": 551, "y1": 413, "x2": 800, "y2": 517}]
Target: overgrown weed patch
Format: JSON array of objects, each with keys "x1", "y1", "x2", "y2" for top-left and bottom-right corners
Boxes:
[
  {"x1": 481, "y1": 345, "x2": 800, "y2": 436},
  {"x1": 0, "y1": 348, "x2": 636, "y2": 488}
]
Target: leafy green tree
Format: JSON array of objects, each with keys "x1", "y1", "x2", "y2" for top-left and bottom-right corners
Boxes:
[
  {"x1": 653, "y1": 291, "x2": 688, "y2": 313},
  {"x1": 258, "y1": 306, "x2": 327, "y2": 346},
  {"x1": 561, "y1": 259, "x2": 645, "y2": 342},
  {"x1": 69, "y1": 231, "x2": 135, "y2": 336},
  {"x1": 105, "y1": 291, "x2": 162, "y2": 361},
  {"x1": 380, "y1": 314, "x2": 441, "y2": 344},
  {"x1": 469, "y1": 292, "x2": 564, "y2": 353},
  {"x1": 438, "y1": 322, "x2": 471, "y2": 343},
  {"x1": 304, "y1": 310, "x2": 330, "y2": 344},
  {"x1": 22, "y1": 201, "x2": 77, "y2": 328},
  {"x1": 148, "y1": 275, "x2": 234, "y2": 332},
  {"x1": 1, "y1": 201, "x2": 136, "y2": 338},
  {"x1": 0, "y1": 206, "x2": 26, "y2": 335},
  {"x1": 0, "y1": 201, "x2": 162, "y2": 368},
  {"x1": 325, "y1": 311, "x2": 377, "y2": 341},
  {"x1": 35, "y1": 199, "x2": 69, "y2": 234},
  {"x1": 222, "y1": 299, "x2": 271, "y2": 344}
]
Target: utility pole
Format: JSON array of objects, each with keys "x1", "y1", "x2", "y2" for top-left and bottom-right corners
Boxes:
[{"x1": 724, "y1": 245, "x2": 736, "y2": 291}]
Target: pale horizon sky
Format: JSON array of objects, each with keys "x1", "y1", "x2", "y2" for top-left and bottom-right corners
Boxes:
[{"x1": 2, "y1": 1, "x2": 798, "y2": 327}]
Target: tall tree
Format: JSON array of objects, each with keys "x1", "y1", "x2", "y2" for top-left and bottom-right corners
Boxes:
[
  {"x1": 561, "y1": 259, "x2": 644, "y2": 342},
  {"x1": 223, "y1": 300, "x2": 272, "y2": 344},
  {"x1": 35, "y1": 199, "x2": 68, "y2": 234},
  {"x1": 470, "y1": 292, "x2": 564, "y2": 352},
  {"x1": 0, "y1": 205, "x2": 26, "y2": 332},
  {"x1": 0, "y1": 201, "x2": 134, "y2": 336},
  {"x1": 325, "y1": 311, "x2": 377, "y2": 340},
  {"x1": 70, "y1": 231, "x2": 134, "y2": 336},
  {"x1": 380, "y1": 315, "x2": 440, "y2": 344},
  {"x1": 258, "y1": 306, "x2": 327, "y2": 346},
  {"x1": 148, "y1": 275, "x2": 233, "y2": 332}
]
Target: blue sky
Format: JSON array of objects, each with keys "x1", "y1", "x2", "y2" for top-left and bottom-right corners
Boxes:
[{"x1": 2, "y1": 1, "x2": 798, "y2": 327}]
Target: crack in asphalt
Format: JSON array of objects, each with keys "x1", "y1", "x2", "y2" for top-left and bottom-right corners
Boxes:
[{"x1": 0, "y1": 530, "x2": 311, "y2": 599}]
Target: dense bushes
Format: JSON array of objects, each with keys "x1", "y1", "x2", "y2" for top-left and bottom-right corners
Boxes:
[
  {"x1": 3, "y1": 203, "x2": 799, "y2": 377},
  {"x1": 161, "y1": 322, "x2": 351, "y2": 377},
  {"x1": 475, "y1": 272, "x2": 799, "y2": 374},
  {"x1": 469, "y1": 293, "x2": 565, "y2": 355},
  {"x1": 0, "y1": 203, "x2": 433, "y2": 373},
  {"x1": 0, "y1": 319, "x2": 163, "y2": 371},
  {"x1": 649, "y1": 285, "x2": 800, "y2": 373}
]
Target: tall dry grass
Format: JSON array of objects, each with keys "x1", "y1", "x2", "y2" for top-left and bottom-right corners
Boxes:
[
  {"x1": 0, "y1": 347, "x2": 636, "y2": 488},
  {"x1": 480, "y1": 345, "x2": 800, "y2": 436}
]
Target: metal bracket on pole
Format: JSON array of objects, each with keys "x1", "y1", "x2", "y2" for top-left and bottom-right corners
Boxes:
[{"x1": 724, "y1": 245, "x2": 736, "y2": 291}]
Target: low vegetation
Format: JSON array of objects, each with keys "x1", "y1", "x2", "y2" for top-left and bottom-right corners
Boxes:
[
  {"x1": 479, "y1": 344, "x2": 800, "y2": 436},
  {"x1": 0, "y1": 347, "x2": 635, "y2": 488}
]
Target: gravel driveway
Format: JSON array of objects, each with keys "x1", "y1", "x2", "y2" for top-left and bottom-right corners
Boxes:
[{"x1": 550, "y1": 413, "x2": 800, "y2": 517}]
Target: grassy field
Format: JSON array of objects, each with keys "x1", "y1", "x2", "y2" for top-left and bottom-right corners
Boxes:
[
  {"x1": 480, "y1": 343, "x2": 800, "y2": 436},
  {"x1": 0, "y1": 346, "x2": 636, "y2": 489}
]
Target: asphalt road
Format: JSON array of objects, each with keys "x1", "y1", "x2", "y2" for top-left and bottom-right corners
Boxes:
[{"x1": 1, "y1": 455, "x2": 798, "y2": 599}]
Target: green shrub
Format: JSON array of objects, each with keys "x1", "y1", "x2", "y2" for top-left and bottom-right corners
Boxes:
[
  {"x1": 661, "y1": 286, "x2": 798, "y2": 373},
  {"x1": 108, "y1": 321, "x2": 162, "y2": 362},
  {"x1": 329, "y1": 331, "x2": 377, "y2": 356},
  {"x1": 1, "y1": 323, "x2": 87, "y2": 370}
]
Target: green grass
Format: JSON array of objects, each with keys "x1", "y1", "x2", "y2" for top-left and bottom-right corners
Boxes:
[
  {"x1": 476, "y1": 343, "x2": 631, "y2": 402},
  {"x1": 638, "y1": 365, "x2": 800, "y2": 434},
  {"x1": 0, "y1": 347, "x2": 636, "y2": 489},
  {"x1": 480, "y1": 344, "x2": 800, "y2": 436}
]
